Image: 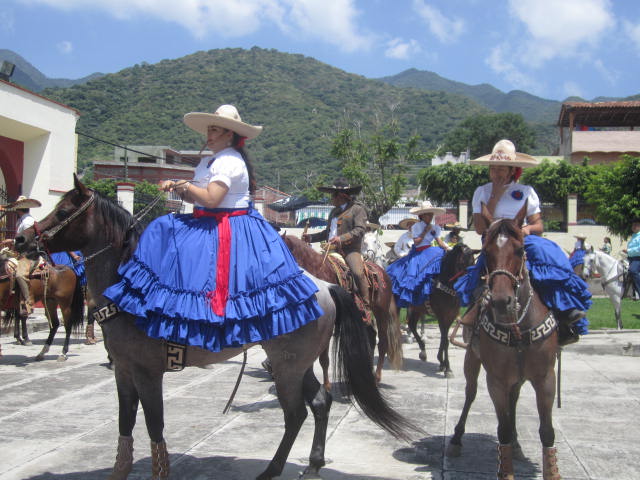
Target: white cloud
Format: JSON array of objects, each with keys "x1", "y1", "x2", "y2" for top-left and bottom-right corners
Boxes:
[
  {"x1": 57, "y1": 40, "x2": 73, "y2": 54},
  {"x1": 486, "y1": 44, "x2": 541, "y2": 93},
  {"x1": 20, "y1": 0, "x2": 372, "y2": 52},
  {"x1": 0, "y1": 9, "x2": 15, "y2": 34},
  {"x1": 623, "y1": 20, "x2": 640, "y2": 55},
  {"x1": 508, "y1": 0, "x2": 615, "y2": 67},
  {"x1": 563, "y1": 81, "x2": 584, "y2": 99},
  {"x1": 412, "y1": 0, "x2": 464, "y2": 44},
  {"x1": 384, "y1": 38, "x2": 421, "y2": 60}
]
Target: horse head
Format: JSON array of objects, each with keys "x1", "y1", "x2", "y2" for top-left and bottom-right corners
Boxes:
[
  {"x1": 481, "y1": 202, "x2": 528, "y2": 323},
  {"x1": 361, "y1": 231, "x2": 387, "y2": 268},
  {"x1": 582, "y1": 250, "x2": 596, "y2": 279},
  {"x1": 440, "y1": 243, "x2": 477, "y2": 285}
]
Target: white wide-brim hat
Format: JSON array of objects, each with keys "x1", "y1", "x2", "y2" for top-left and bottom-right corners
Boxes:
[
  {"x1": 398, "y1": 217, "x2": 419, "y2": 229},
  {"x1": 470, "y1": 139, "x2": 538, "y2": 168},
  {"x1": 4, "y1": 195, "x2": 42, "y2": 210},
  {"x1": 409, "y1": 201, "x2": 445, "y2": 216},
  {"x1": 183, "y1": 104, "x2": 263, "y2": 139}
]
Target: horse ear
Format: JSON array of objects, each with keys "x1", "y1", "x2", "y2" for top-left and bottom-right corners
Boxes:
[
  {"x1": 481, "y1": 202, "x2": 493, "y2": 225},
  {"x1": 514, "y1": 200, "x2": 528, "y2": 228},
  {"x1": 73, "y1": 173, "x2": 90, "y2": 197}
]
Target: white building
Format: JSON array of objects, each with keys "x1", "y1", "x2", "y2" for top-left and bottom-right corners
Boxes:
[
  {"x1": 431, "y1": 149, "x2": 470, "y2": 166},
  {"x1": 0, "y1": 78, "x2": 79, "y2": 232}
]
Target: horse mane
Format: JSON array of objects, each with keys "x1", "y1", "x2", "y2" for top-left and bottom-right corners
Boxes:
[
  {"x1": 281, "y1": 234, "x2": 326, "y2": 272},
  {"x1": 87, "y1": 190, "x2": 143, "y2": 263},
  {"x1": 439, "y1": 244, "x2": 465, "y2": 281},
  {"x1": 484, "y1": 218, "x2": 523, "y2": 247}
]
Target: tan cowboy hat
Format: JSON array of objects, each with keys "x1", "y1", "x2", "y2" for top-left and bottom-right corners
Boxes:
[
  {"x1": 317, "y1": 177, "x2": 362, "y2": 195},
  {"x1": 183, "y1": 104, "x2": 263, "y2": 139},
  {"x1": 409, "y1": 200, "x2": 445, "y2": 216},
  {"x1": 384, "y1": 241, "x2": 396, "y2": 248},
  {"x1": 398, "y1": 217, "x2": 419, "y2": 229},
  {"x1": 470, "y1": 139, "x2": 539, "y2": 168},
  {"x1": 366, "y1": 222, "x2": 380, "y2": 231},
  {"x1": 4, "y1": 195, "x2": 41, "y2": 210}
]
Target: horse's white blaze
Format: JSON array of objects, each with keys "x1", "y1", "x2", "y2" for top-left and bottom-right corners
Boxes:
[{"x1": 496, "y1": 234, "x2": 508, "y2": 249}]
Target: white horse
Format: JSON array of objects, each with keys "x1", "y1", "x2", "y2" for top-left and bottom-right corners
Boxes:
[
  {"x1": 583, "y1": 250, "x2": 627, "y2": 329},
  {"x1": 362, "y1": 230, "x2": 388, "y2": 268}
]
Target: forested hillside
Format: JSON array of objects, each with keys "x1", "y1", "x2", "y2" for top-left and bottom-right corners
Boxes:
[{"x1": 40, "y1": 47, "x2": 488, "y2": 191}]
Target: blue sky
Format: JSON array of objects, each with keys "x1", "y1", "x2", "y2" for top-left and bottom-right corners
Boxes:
[{"x1": 1, "y1": 0, "x2": 638, "y2": 101}]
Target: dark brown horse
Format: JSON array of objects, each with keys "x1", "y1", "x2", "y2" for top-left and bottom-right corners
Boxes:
[
  {"x1": 281, "y1": 233, "x2": 403, "y2": 385},
  {"x1": 0, "y1": 255, "x2": 85, "y2": 361},
  {"x1": 447, "y1": 207, "x2": 561, "y2": 480},
  {"x1": 404, "y1": 243, "x2": 477, "y2": 376},
  {"x1": 15, "y1": 176, "x2": 416, "y2": 480}
]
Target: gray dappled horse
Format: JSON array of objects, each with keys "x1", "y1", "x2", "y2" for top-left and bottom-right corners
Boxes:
[{"x1": 15, "y1": 175, "x2": 416, "y2": 480}]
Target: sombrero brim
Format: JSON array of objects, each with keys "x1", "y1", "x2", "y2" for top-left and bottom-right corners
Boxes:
[
  {"x1": 183, "y1": 113, "x2": 263, "y2": 139},
  {"x1": 5, "y1": 198, "x2": 41, "y2": 210},
  {"x1": 409, "y1": 207, "x2": 445, "y2": 216},
  {"x1": 385, "y1": 241, "x2": 396, "y2": 248},
  {"x1": 318, "y1": 186, "x2": 362, "y2": 195},
  {"x1": 470, "y1": 152, "x2": 539, "y2": 168},
  {"x1": 398, "y1": 218, "x2": 418, "y2": 229}
]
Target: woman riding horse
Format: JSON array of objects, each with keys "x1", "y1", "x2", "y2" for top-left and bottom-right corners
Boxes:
[{"x1": 454, "y1": 139, "x2": 592, "y2": 346}]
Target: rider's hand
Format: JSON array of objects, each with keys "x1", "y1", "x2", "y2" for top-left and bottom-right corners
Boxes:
[
  {"x1": 329, "y1": 236, "x2": 341, "y2": 246},
  {"x1": 160, "y1": 180, "x2": 176, "y2": 192},
  {"x1": 301, "y1": 234, "x2": 311, "y2": 243}
]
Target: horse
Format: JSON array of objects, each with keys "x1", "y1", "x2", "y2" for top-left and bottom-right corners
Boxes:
[
  {"x1": 0, "y1": 255, "x2": 85, "y2": 361},
  {"x1": 404, "y1": 243, "x2": 477, "y2": 376},
  {"x1": 362, "y1": 230, "x2": 387, "y2": 268},
  {"x1": 447, "y1": 206, "x2": 562, "y2": 480},
  {"x1": 281, "y1": 234, "x2": 403, "y2": 385},
  {"x1": 15, "y1": 175, "x2": 416, "y2": 480},
  {"x1": 583, "y1": 249, "x2": 627, "y2": 329}
]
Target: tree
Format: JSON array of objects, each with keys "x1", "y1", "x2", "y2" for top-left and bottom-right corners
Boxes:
[
  {"x1": 520, "y1": 159, "x2": 595, "y2": 205},
  {"x1": 583, "y1": 155, "x2": 640, "y2": 237},
  {"x1": 440, "y1": 112, "x2": 537, "y2": 158},
  {"x1": 418, "y1": 163, "x2": 488, "y2": 204},
  {"x1": 330, "y1": 121, "x2": 430, "y2": 223}
]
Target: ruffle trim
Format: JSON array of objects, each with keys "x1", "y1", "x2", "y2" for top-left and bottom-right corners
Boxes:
[{"x1": 388, "y1": 248, "x2": 443, "y2": 307}]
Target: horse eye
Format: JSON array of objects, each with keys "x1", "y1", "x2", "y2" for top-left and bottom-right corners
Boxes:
[{"x1": 56, "y1": 210, "x2": 70, "y2": 221}]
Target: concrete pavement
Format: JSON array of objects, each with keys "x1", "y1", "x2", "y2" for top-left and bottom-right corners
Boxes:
[{"x1": 0, "y1": 312, "x2": 639, "y2": 480}]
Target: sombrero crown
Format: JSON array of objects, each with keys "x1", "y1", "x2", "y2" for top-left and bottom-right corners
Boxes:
[
  {"x1": 184, "y1": 104, "x2": 263, "y2": 139},
  {"x1": 317, "y1": 177, "x2": 362, "y2": 195},
  {"x1": 409, "y1": 200, "x2": 445, "y2": 216},
  {"x1": 470, "y1": 139, "x2": 538, "y2": 168}
]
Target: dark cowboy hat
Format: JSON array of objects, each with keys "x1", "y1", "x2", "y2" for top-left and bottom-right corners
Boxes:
[{"x1": 317, "y1": 177, "x2": 362, "y2": 195}]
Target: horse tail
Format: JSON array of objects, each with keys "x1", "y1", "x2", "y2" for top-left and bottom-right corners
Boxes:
[
  {"x1": 329, "y1": 284, "x2": 419, "y2": 442},
  {"x1": 69, "y1": 275, "x2": 85, "y2": 335},
  {"x1": 385, "y1": 294, "x2": 404, "y2": 370}
]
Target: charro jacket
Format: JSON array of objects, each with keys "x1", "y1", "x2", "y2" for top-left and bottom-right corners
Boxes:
[{"x1": 308, "y1": 201, "x2": 368, "y2": 254}]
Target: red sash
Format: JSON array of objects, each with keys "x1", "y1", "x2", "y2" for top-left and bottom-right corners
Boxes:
[
  {"x1": 193, "y1": 208, "x2": 248, "y2": 315},
  {"x1": 416, "y1": 245, "x2": 431, "y2": 252}
]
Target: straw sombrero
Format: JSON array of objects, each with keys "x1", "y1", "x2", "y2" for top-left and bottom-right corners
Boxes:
[
  {"x1": 4, "y1": 195, "x2": 41, "y2": 210},
  {"x1": 184, "y1": 104, "x2": 263, "y2": 139},
  {"x1": 385, "y1": 241, "x2": 396, "y2": 248},
  {"x1": 317, "y1": 177, "x2": 362, "y2": 195},
  {"x1": 470, "y1": 139, "x2": 538, "y2": 168},
  {"x1": 409, "y1": 201, "x2": 445, "y2": 216},
  {"x1": 398, "y1": 217, "x2": 419, "y2": 229}
]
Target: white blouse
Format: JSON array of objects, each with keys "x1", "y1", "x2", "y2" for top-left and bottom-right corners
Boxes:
[
  {"x1": 472, "y1": 182, "x2": 541, "y2": 220},
  {"x1": 411, "y1": 221, "x2": 442, "y2": 248},
  {"x1": 192, "y1": 148, "x2": 250, "y2": 208}
]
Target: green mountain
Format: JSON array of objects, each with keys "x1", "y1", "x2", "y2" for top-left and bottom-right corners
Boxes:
[
  {"x1": 377, "y1": 68, "x2": 561, "y2": 124},
  {"x1": 0, "y1": 49, "x2": 103, "y2": 92},
  {"x1": 37, "y1": 47, "x2": 488, "y2": 191}
]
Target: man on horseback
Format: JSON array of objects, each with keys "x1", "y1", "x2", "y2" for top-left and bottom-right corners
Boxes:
[
  {"x1": 302, "y1": 178, "x2": 371, "y2": 310},
  {"x1": 624, "y1": 217, "x2": 640, "y2": 300},
  {"x1": 454, "y1": 140, "x2": 592, "y2": 346}
]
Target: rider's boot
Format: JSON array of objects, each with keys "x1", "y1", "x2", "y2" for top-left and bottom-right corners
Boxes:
[
  {"x1": 85, "y1": 323, "x2": 97, "y2": 345},
  {"x1": 556, "y1": 308, "x2": 585, "y2": 346}
]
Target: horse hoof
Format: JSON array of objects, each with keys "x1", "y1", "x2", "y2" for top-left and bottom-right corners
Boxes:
[
  {"x1": 419, "y1": 350, "x2": 427, "y2": 361},
  {"x1": 57, "y1": 354, "x2": 68, "y2": 362},
  {"x1": 446, "y1": 443, "x2": 462, "y2": 457},
  {"x1": 444, "y1": 370, "x2": 454, "y2": 379},
  {"x1": 35, "y1": 354, "x2": 45, "y2": 362},
  {"x1": 23, "y1": 340, "x2": 33, "y2": 346}
]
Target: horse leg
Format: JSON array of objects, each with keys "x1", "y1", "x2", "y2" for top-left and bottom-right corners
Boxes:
[
  {"x1": 508, "y1": 382, "x2": 525, "y2": 461},
  {"x1": 533, "y1": 372, "x2": 560, "y2": 480},
  {"x1": 487, "y1": 376, "x2": 516, "y2": 480},
  {"x1": 446, "y1": 349, "x2": 481, "y2": 457},
  {"x1": 12, "y1": 310, "x2": 25, "y2": 345},
  {"x1": 407, "y1": 308, "x2": 427, "y2": 361},
  {"x1": 20, "y1": 313, "x2": 32, "y2": 345},
  {"x1": 36, "y1": 301, "x2": 59, "y2": 361},
  {"x1": 257, "y1": 369, "x2": 308, "y2": 480},
  {"x1": 437, "y1": 320, "x2": 453, "y2": 377},
  {"x1": 108, "y1": 366, "x2": 141, "y2": 480},
  {"x1": 319, "y1": 347, "x2": 331, "y2": 391},
  {"x1": 374, "y1": 314, "x2": 388, "y2": 384},
  {"x1": 301, "y1": 368, "x2": 332, "y2": 477}
]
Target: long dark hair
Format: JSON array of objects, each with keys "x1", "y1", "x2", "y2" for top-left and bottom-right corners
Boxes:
[{"x1": 233, "y1": 132, "x2": 257, "y2": 195}]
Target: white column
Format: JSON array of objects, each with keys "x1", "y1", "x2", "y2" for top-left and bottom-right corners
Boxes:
[
  {"x1": 459, "y1": 199, "x2": 469, "y2": 230},
  {"x1": 117, "y1": 182, "x2": 135, "y2": 214}
]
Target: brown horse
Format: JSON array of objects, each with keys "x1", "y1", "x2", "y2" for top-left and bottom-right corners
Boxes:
[
  {"x1": 448, "y1": 207, "x2": 561, "y2": 480},
  {"x1": 0, "y1": 255, "x2": 85, "y2": 361},
  {"x1": 404, "y1": 243, "x2": 477, "y2": 376},
  {"x1": 282, "y1": 234, "x2": 403, "y2": 385}
]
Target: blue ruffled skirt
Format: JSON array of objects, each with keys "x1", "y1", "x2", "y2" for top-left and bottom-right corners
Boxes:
[
  {"x1": 103, "y1": 207, "x2": 323, "y2": 352},
  {"x1": 454, "y1": 235, "x2": 591, "y2": 334},
  {"x1": 569, "y1": 249, "x2": 586, "y2": 269},
  {"x1": 386, "y1": 245, "x2": 445, "y2": 307},
  {"x1": 49, "y1": 251, "x2": 87, "y2": 286}
]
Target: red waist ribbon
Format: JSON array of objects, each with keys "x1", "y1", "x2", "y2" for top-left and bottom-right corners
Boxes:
[
  {"x1": 416, "y1": 245, "x2": 431, "y2": 252},
  {"x1": 193, "y1": 208, "x2": 248, "y2": 315}
]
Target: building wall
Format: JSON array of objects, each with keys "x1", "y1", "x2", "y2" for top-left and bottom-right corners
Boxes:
[{"x1": 0, "y1": 80, "x2": 79, "y2": 224}]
